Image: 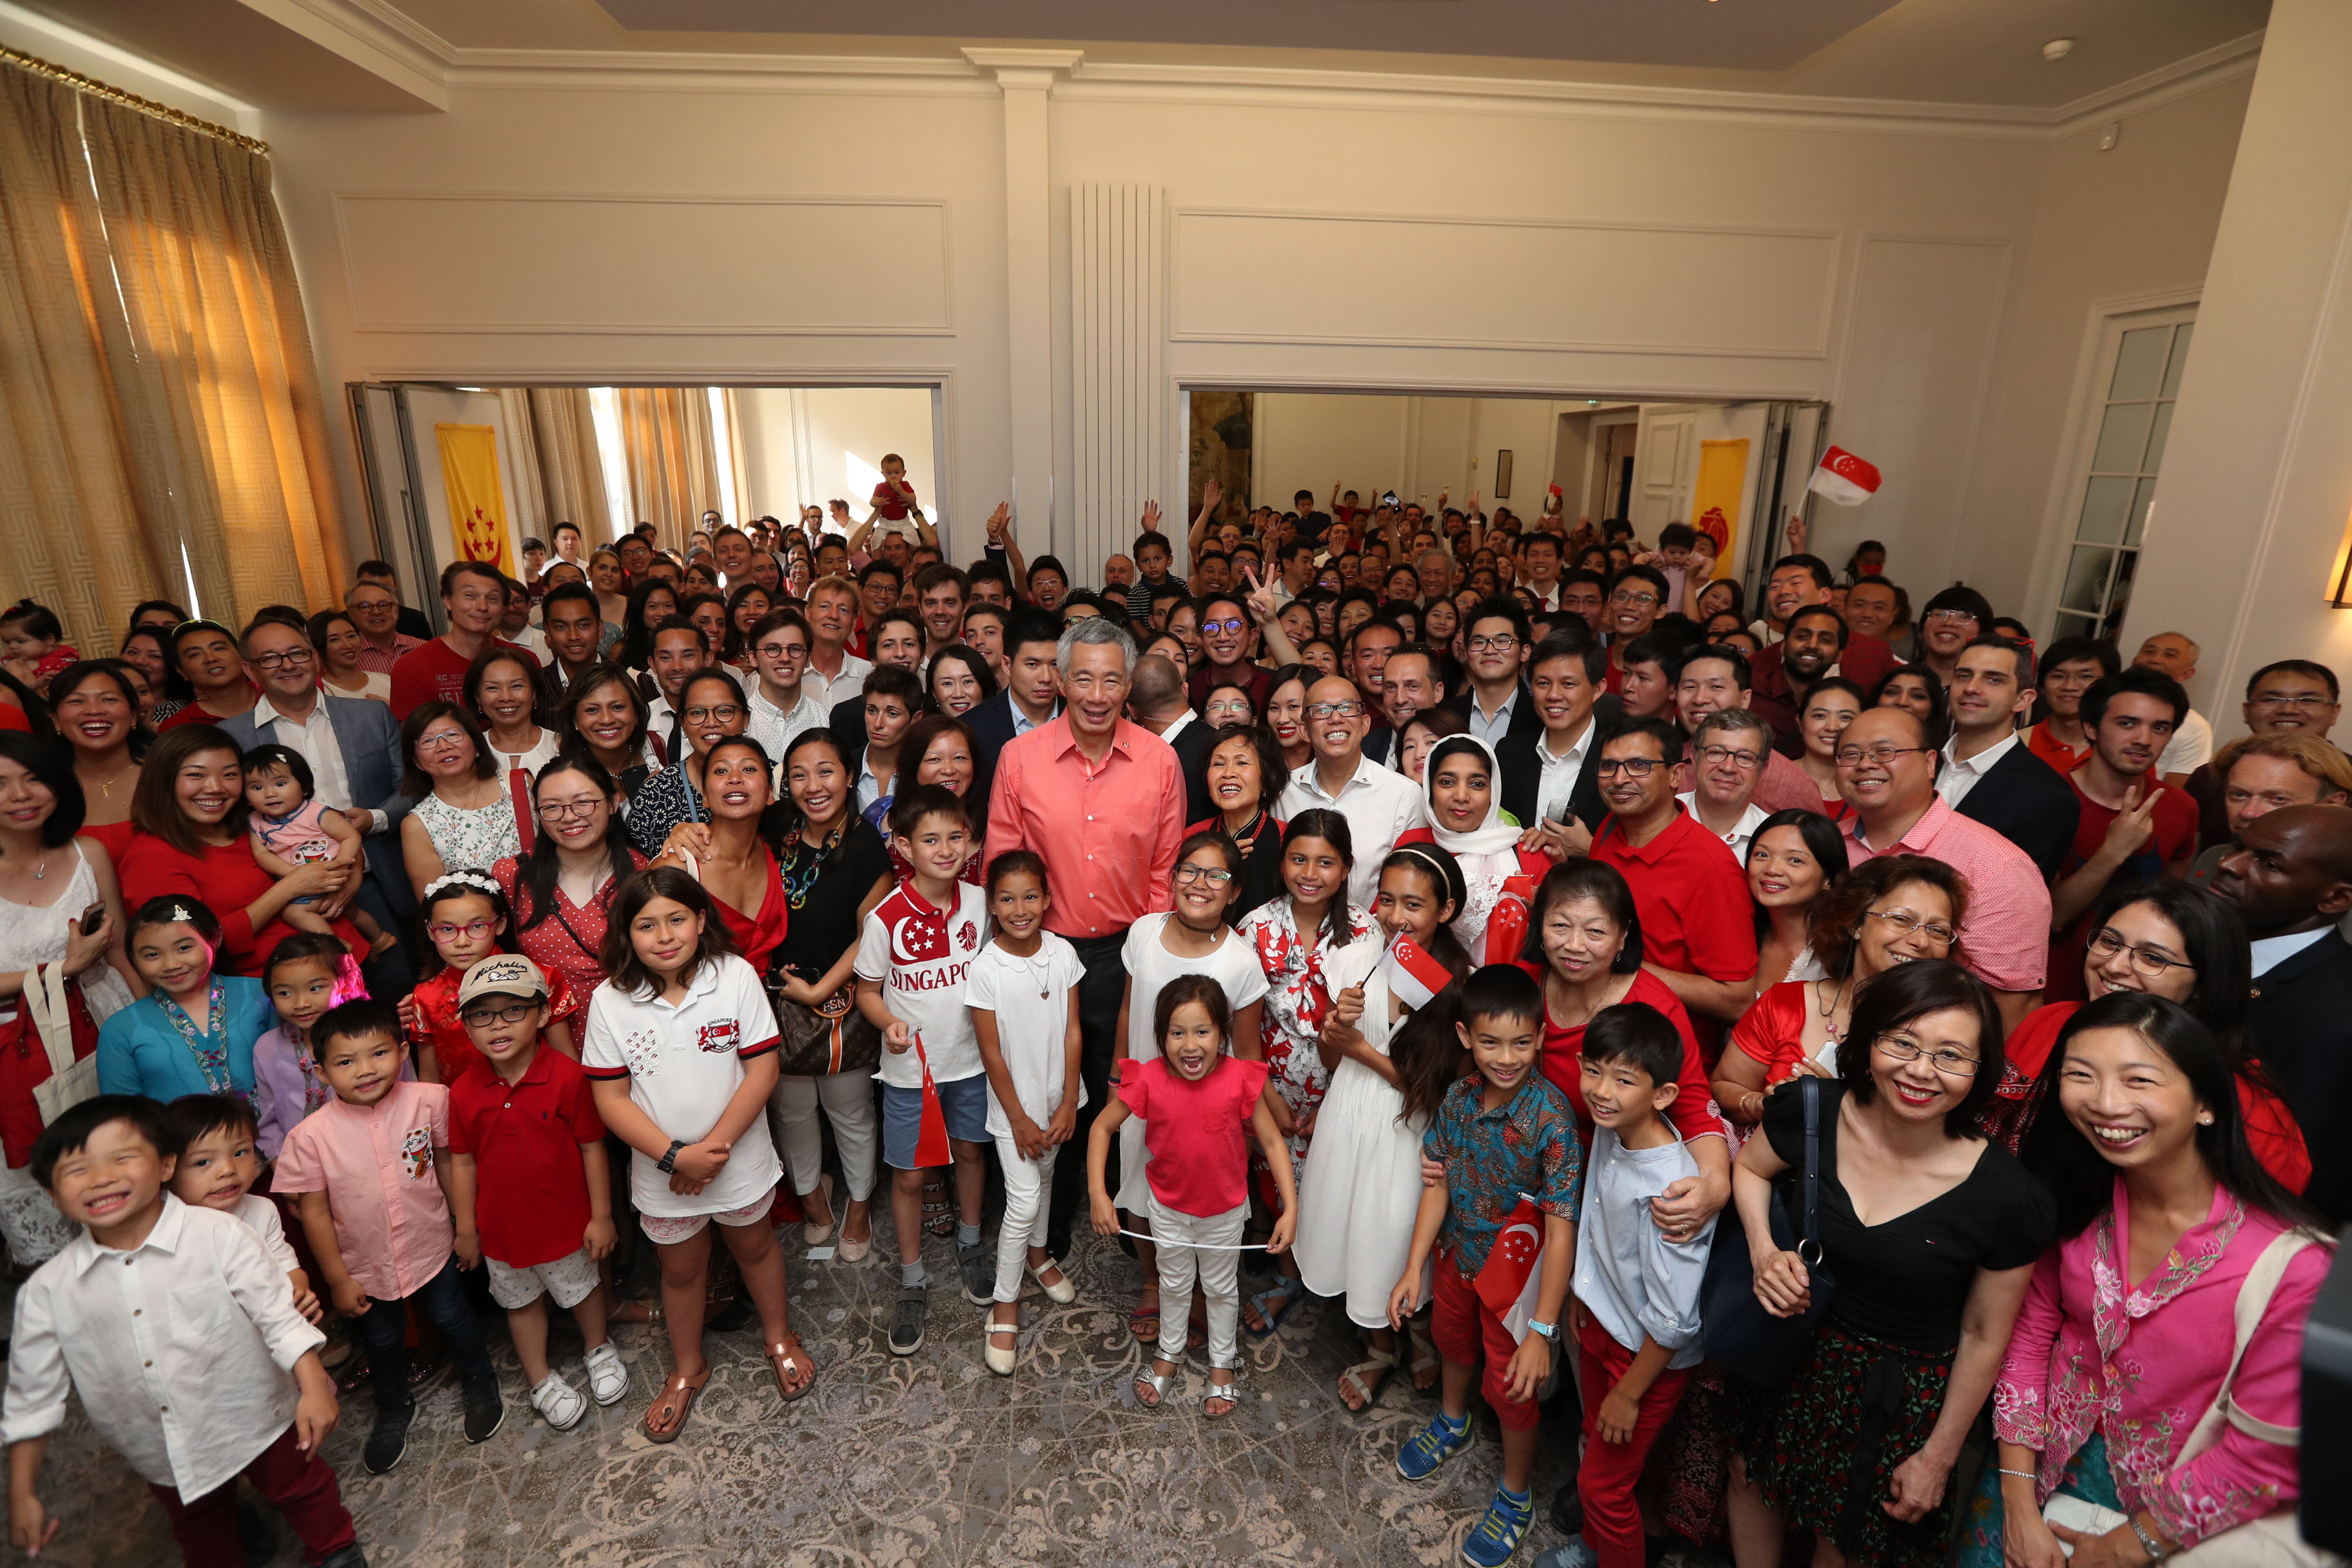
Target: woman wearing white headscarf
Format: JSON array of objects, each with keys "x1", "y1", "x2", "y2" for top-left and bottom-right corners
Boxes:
[{"x1": 1393, "y1": 733, "x2": 1551, "y2": 958}]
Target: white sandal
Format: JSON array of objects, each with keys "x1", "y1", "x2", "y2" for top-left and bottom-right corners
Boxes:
[{"x1": 1028, "y1": 1257, "x2": 1077, "y2": 1305}]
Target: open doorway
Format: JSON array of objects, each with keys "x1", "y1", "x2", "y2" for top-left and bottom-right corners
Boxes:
[{"x1": 348, "y1": 382, "x2": 942, "y2": 627}]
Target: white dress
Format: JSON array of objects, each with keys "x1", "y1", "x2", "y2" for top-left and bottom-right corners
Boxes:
[
  {"x1": 0, "y1": 843, "x2": 134, "y2": 1265},
  {"x1": 1292, "y1": 942, "x2": 1428, "y2": 1328},
  {"x1": 1115, "y1": 912, "x2": 1269, "y2": 1213}
]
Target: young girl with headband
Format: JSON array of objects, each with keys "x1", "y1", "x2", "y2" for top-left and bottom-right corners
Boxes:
[{"x1": 399, "y1": 871, "x2": 582, "y2": 1084}]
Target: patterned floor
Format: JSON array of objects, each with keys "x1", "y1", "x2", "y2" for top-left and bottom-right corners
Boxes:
[{"x1": 17, "y1": 1219, "x2": 1611, "y2": 1567}]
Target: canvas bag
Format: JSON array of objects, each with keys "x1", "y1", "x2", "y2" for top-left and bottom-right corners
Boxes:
[{"x1": 21, "y1": 962, "x2": 99, "y2": 1137}]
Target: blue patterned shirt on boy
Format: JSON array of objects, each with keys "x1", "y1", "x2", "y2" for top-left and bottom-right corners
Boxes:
[{"x1": 1422, "y1": 1073, "x2": 1582, "y2": 1275}]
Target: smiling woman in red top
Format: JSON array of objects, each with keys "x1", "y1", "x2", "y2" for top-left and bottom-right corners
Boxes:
[
  {"x1": 1512, "y1": 859, "x2": 1730, "y2": 1238},
  {"x1": 117, "y1": 725, "x2": 362, "y2": 976}
]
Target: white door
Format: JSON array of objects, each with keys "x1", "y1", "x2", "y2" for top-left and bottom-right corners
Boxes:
[
  {"x1": 2046, "y1": 308, "x2": 2195, "y2": 643},
  {"x1": 1632, "y1": 407, "x2": 1698, "y2": 538}
]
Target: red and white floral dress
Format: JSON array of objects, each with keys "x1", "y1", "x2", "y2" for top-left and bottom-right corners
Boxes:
[{"x1": 1237, "y1": 896, "x2": 1375, "y2": 1199}]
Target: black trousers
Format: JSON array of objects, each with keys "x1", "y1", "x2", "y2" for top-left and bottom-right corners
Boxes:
[{"x1": 1046, "y1": 929, "x2": 1130, "y2": 1257}]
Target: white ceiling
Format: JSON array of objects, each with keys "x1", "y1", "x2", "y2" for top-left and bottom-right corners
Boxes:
[{"x1": 8, "y1": 0, "x2": 2273, "y2": 113}]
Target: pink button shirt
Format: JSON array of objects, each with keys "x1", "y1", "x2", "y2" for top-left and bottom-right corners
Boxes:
[
  {"x1": 1841, "y1": 795, "x2": 2051, "y2": 992},
  {"x1": 985, "y1": 714, "x2": 1184, "y2": 939},
  {"x1": 270, "y1": 1081, "x2": 453, "y2": 1302}
]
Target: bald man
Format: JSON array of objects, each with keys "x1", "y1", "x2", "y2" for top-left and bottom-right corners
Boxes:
[
  {"x1": 1128, "y1": 652, "x2": 1215, "y2": 825},
  {"x1": 2210, "y1": 803, "x2": 2352, "y2": 1222},
  {"x1": 1277, "y1": 672, "x2": 1422, "y2": 910},
  {"x1": 2130, "y1": 631, "x2": 2212, "y2": 786}
]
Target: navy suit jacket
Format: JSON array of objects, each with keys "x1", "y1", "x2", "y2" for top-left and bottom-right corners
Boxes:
[
  {"x1": 1440, "y1": 681, "x2": 1541, "y2": 745},
  {"x1": 1950, "y1": 741, "x2": 2079, "y2": 883},
  {"x1": 218, "y1": 695, "x2": 415, "y2": 913},
  {"x1": 2248, "y1": 930, "x2": 2352, "y2": 1224}
]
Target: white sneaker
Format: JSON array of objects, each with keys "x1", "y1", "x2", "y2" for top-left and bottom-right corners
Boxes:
[
  {"x1": 530, "y1": 1373, "x2": 587, "y2": 1431},
  {"x1": 583, "y1": 1344, "x2": 629, "y2": 1407}
]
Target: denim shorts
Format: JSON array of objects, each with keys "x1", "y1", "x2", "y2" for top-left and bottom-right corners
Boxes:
[{"x1": 880, "y1": 1075, "x2": 988, "y2": 1170}]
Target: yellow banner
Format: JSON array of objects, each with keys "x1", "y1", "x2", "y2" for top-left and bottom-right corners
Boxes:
[
  {"x1": 1691, "y1": 437, "x2": 1750, "y2": 565},
  {"x1": 434, "y1": 423, "x2": 513, "y2": 578}
]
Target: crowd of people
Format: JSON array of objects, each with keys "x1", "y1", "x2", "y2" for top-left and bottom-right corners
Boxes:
[{"x1": 0, "y1": 459, "x2": 2339, "y2": 1568}]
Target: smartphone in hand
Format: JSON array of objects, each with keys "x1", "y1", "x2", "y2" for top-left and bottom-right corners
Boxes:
[{"x1": 78, "y1": 903, "x2": 105, "y2": 936}]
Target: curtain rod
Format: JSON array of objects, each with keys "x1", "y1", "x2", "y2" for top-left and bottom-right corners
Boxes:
[{"x1": 0, "y1": 45, "x2": 267, "y2": 155}]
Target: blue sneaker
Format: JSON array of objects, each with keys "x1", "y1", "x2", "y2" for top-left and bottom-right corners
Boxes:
[
  {"x1": 1534, "y1": 1537, "x2": 1600, "y2": 1568},
  {"x1": 1462, "y1": 1485, "x2": 1535, "y2": 1567},
  {"x1": 1395, "y1": 1410, "x2": 1473, "y2": 1480}
]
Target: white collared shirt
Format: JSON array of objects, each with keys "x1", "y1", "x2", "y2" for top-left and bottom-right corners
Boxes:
[
  {"x1": 805, "y1": 652, "x2": 874, "y2": 714},
  {"x1": 1466, "y1": 685, "x2": 1520, "y2": 746},
  {"x1": 2249, "y1": 925, "x2": 2331, "y2": 978},
  {"x1": 1158, "y1": 709, "x2": 1196, "y2": 748},
  {"x1": 1676, "y1": 790, "x2": 1770, "y2": 863},
  {"x1": 1937, "y1": 729, "x2": 2021, "y2": 810},
  {"x1": 1, "y1": 1196, "x2": 325, "y2": 1500},
  {"x1": 251, "y1": 693, "x2": 366, "y2": 829},
  {"x1": 1534, "y1": 718, "x2": 1599, "y2": 826},
  {"x1": 747, "y1": 684, "x2": 828, "y2": 762},
  {"x1": 2157, "y1": 707, "x2": 2215, "y2": 778},
  {"x1": 1278, "y1": 754, "x2": 1424, "y2": 911}
]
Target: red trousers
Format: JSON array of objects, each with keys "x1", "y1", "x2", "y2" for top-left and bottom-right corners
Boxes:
[
  {"x1": 148, "y1": 1424, "x2": 355, "y2": 1568},
  {"x1": 1576, "y1": 1317, "x2": 1691, "y2": 1568},
  {"x1": 1431, "y1": 1251, "x2": 1544, "y2": 1432}
]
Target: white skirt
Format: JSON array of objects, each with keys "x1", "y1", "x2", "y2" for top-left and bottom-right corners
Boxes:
[{"x1": 1289, "y1": 969, "x2": 1429, "y2": 1328}]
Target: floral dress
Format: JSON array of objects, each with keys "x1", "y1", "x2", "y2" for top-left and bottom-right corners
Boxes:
[
  {"x1": 412, "y1": 790, "x2": 524, "y2": 877},
  {"x1": 1237, "y1": 897, "x2": 1374, "y2": 1195}
]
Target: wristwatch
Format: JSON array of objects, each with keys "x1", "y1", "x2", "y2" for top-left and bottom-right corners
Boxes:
[
  {"x1": 2128, "y1": 1517, "x2": 2175, "y2": 1562},
  {"x1": 656, "y1": 1139, "x2": 686, "y2": 1174},
  {"x1": 1526, "y1": 1318, "x2": 1558, "y2": 1341}
]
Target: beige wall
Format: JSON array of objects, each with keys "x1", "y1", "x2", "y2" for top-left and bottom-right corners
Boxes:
[
  {"x1": 730, "y1": 386, "x2": 938, "y2": 526},
  {"x1": 232, "y1": 50, "x2": 2251, "y2": 606}
]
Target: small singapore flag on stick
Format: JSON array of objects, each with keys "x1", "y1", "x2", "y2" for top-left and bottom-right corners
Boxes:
[
  {"x1": 1475, "y1": 1194, "x2": 1548, "y2": 1342},
  {"x1": 1807, "y1": 446, "x2": 1883, "y2": 507},
  {"x1": 1380, "y1": 934, "x2": 1455, "y2": 1011}
]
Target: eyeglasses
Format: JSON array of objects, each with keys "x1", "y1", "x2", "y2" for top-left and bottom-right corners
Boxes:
[
  {"x1": 460, "y1": 1003, "x2": 536, "y2": 1027},
  {"x1": 756, "y1": 642, "x2": 808, "y2": 661},
  {"x1": 1466, "y1": 634, "x2": 1519, "y2": 653},
  {"x1": 1872, "y1": 1034, "x2": 1979, "y2": 1077},
  {"x1": 248, "y1": 649, "x2": 314, "y2": 671},
  {"x1": 1698, "y1": 745, "x2": 1763, "y2": 770},
  {"x1": 1834, "y1": 744, "x2": 1932, "y2": 769},
  {"x1": 2088, "y1": 928, "x2": 2195, "y2": 978},
  {"x1": 427, "y1": 919, "x2": 498, "y2": 941},
  {"x1": 1861, "y1": 908, "x2": 1957, "y2": 947},
  {"x1": 1594, "y1": 757, "x2": 1662, "y2": 778},
  {"x1": 415, "y1": 731, "x2": 471, "y2": 752},
  {"x1": 1609, "y1": 591, "x2": 1660, "y2": 607},
  {"x1": 2251, "y1": 691, "x2": 2334, "y2": 710},
  {"x1": 684, "y1": 704, "x2": 745, "y2": 725},
  {"x1": 1305, "y1": 701, "x2": 1365, "y2": 720},
  {"x1": 1174, "y1": 863, "x2": 1234, "y2": 886},
  {"x1": 1925, "y1": 609, "x2": 1979, "y2": 626},
  {"x1": 538, "y1": 798, "x2": 602, "y2": 821},
  {"x1": 1202, "y1": 618, "x2": 1247, "y2": 636}
]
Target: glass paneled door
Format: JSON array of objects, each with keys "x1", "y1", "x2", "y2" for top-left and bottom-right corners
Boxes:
[{"x1": 2052, "y1": 310, "x2": 2193, "y2": 643}]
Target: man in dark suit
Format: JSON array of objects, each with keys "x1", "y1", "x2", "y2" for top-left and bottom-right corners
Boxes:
[
  {"x1": 1128, "y1": 653, "x2": 1217, "y2": 825},
  {"x1": 222, "y1": 612, "x2": 417, "y2": 994},
  {"x1": 1498, "y1": 633, "x2": 1616, "y2": 852},
  {"x1": 965, "y1": 612, "x2": 1065, "y2": 820},
  {"x1": 1443, "y1": 596, "x2": 1541, "y2": 749},
  {"x1": 1940, "y1": 635, "x2": 2079, "y2": 881},
  {"x1": 2210, "y1": 802, "x2": 2352, "y2": 1224}
]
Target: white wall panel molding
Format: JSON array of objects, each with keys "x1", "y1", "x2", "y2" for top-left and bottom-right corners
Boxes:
[
  {"x1": 333, "y1": 193, "x2": 954, "y2": 336},
  {"x1": 1072, "y1": 182, "x2": 1168, "y2": 583},
  {"x1": 1170, "y1": 208, "x2": 1841, "y2": 360}
]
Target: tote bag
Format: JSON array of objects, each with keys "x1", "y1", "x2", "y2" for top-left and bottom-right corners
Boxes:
[{"x1": 1698, "y1": 1074, "x2": 1838, "y2": 1387}]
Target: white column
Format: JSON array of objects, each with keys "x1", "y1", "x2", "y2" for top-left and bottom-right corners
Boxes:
[
  {"x1": 2122, "y1": 0, "x2": 2352, "y2": 727},
  {"x1": 966, "y1": 49, "x2": 1081, "y2": 570}
]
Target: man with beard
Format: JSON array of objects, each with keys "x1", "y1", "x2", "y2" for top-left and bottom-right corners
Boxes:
[
  {"x1": 2045, "y1": 667, "x2": 2199, "y2": 1002},
  {"x1": 1938, "y1": 636, "x2": 2078, "y2": 881},
  {"x1": 2210, "y1": 803, "x2": 2352, "y2": 1223}
]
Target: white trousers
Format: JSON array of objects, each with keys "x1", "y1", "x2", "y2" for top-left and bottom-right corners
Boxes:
[
  {"x1": 992, "y1": 1135, "x2": 1055, "y2": 1303},
  {"x1": 769, "y1": 1068, "x2": 878, "y2": 1203},
  {"x1": 1148, "y1": 1195, "x2": 1248, "y2": 1370}
]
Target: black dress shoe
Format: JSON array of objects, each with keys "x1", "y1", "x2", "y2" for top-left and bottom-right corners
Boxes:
[{"x1": 1549, "y1": 1478, "x2": 1585, "y2": 1536}]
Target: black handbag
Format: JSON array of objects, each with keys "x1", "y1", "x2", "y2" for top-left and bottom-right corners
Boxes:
[{"x1": 1698, "y1": 1074, "x2": 1838, "y2": 1387}]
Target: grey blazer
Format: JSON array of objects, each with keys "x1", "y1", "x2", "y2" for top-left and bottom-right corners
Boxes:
[{"x1": 218, "y1": 695, "x2": 415, "y2": 910}]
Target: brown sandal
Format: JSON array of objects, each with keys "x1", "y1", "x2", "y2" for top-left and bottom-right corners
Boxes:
[
  {"x1": 766, "y1": 1335, "x2": 816, "y2": 1403},
  {"x1": 642, "y1": 1367, "x2": 709, "y2": 1443}
]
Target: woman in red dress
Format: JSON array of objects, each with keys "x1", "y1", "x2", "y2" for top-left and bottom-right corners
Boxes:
[{"x1": 49, "y1": 662, "x2": 145, "y2": 866}]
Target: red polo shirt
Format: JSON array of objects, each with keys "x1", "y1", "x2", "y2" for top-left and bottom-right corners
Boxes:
[
  {"x1": 446, "y1": 1044, "x2": 606, "y2": 1268},
  {"x1": 390, "y1": 636, "x2": 536, "y2": 720},
  {"x1": 1591, "y1": 806, "x2": 1758, "y2": 1053},
  {"x1": 2044, "y1": 764, "x2": 2199, "y2": 1003}
]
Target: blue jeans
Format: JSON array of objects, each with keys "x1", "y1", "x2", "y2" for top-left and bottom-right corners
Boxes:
[{"x1": 360, "y1": 1255, "x2": 494, "y2": 1410}]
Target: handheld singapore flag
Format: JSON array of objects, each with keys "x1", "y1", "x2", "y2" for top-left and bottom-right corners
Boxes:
[
  {"x1": 910, "y1": 1032, "x2": 952, "y2": 1168},
  {"x1": 1807, "y1": 446, "x2": 1882, "y2": 507},
  {"x1": 1380, "y1": 934, "x2": 1454, "y2": 1011},
  {"x1": 1475, "y1": 1193, "x2": 1548, "y2": 1344}
]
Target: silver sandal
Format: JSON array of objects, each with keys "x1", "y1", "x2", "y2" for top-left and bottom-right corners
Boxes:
[
  {"x1": 1134, "y1": 1364, "x2": 1173, "y2": 1409},
  {"x1": 1203, "y1": 1370, "x2": 1240, "y2": 1419}
]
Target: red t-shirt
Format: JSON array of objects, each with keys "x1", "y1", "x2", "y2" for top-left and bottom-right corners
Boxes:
[
  {"x1": 445, "y1": 1046, "x2": 607, "y2": 1268},
  {"x1": 1516, "y1": 963, "x2": 1728, "y2": 1148},
  {"x1": 389, "y1": 637, "x2": 536, "y2": 721},
  {"x1": 2046, "y1": 767, "x2": 2199, "y2": 1003},
  {"x1": 1115, "y1": 1054, "x2": 1271, "y2": 1218},
  {"x1": 870, "y1": 478, "x2": 917, "y2": 522},
  {"x1": 157, "y1": 691, "x2": 260, "y2": 731}
]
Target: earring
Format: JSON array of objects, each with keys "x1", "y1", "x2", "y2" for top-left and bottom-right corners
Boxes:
[{"x1": 2197, "y1": 1112, "x2": 2215, "y2": 1126}]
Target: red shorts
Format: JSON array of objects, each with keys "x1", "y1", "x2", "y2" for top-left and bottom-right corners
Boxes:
[{"x1": 1430, "y1": 1249, "x2": 1543, "y2": 1432}]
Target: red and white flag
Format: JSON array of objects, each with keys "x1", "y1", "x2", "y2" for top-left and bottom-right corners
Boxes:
[
  {"x1": 910, "y1": 1033, "x2": 952, "y2": 1169},
  {"x1": 1807, "y1": 446, "x2": 1882, "y2": 507},
  {"x1": 1380, "y1": 934, "x2": 1453, "y2": 1011},
  {"x1": 1474, "y1": 1193, "x2": 1548, "y2": 1342}
]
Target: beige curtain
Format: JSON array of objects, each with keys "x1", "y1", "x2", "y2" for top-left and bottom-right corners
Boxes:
[
  {"x1": 69, "y1": 90, "x2": 346, "y2": 625},
  {"x1": 527, "y1": 387, "x2": 609, "y2": 544},
  {"x1": 495, "y1": 388, "x2": 547, "y2": 540},
  {"x1": 616, "y1": 387, "x2": 718, "y2": 551},
  {"x1": 0, "y1": 69, "x2": 172, "y2": 651}
]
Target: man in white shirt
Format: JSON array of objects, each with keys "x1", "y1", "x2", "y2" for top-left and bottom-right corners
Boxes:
[
  {"x1": 643, "y1": 623, "x2": 709, "y2": 754},
  {"x1": 801, "y1": 574, "x2": 873, "y2": 713},
  {"x1": 3, "y1": 1101, "x2": 356, "y2": 1567},
  {"x1": 1936, "y1": 636, "x2": 2082, "y2": 882},
  {"x1": 2132, "y1": 630, "x2": 2215, "y2": 786},
  {"x1": 1677, "y1": 710, "x2": 1772, "y2": 861},
  {"x1": 743, "y1": 606, "x2": 828, "y2": 764},
  {"x1": 1277, "y1": 672, "x2": 1423, "y2": 910}
]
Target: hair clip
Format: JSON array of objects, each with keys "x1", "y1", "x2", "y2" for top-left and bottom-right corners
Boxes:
[
  {"x1": 422, "y1": 870, "x2": 500, "y2": 901},
  {"x1": 170, "y1": 904, "x2": 192, "y2": 923}
]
